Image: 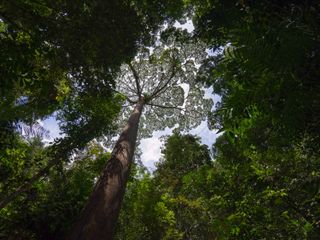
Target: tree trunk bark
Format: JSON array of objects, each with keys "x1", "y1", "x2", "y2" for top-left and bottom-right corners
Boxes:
[{"x1": 67, "y1": 98, "x2": 145, "y2": 240}]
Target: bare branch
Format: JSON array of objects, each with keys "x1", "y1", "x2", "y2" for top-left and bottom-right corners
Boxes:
[
  {"x1": 148, "y1": 101, "x2": 206, "y2": 117},
  {"x1": 128, "y1": 62, "x2": 142, "y2": 97},
  {"x1": 119, "y1": 75, "x2": 138, "y2": 95},
  {"x1": 150, "y1": 67, "x2": 166, "y2": 94},
  {"x1": 149, "y1": 64, "x2": 177, "y2": 100},
  {"x1": 140, "y1": 74, "x2": 151, "y2": 93}
]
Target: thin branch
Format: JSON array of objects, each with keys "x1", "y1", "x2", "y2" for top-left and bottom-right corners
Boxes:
[
  {"x1": 150, "y1": 68, "x2": 166, "y2": 95},
  {"x1": 119, "y1": 76, "x2": 138, "y2": 95},
  {"x1": 122, "y1": 85, "x2": 138, "y2": 96},
  {"x1": 147, "y1": 102, "x2": 184, "y2": 111},
  {"x1": 149, "y1": 64, "x2": 177, "y2": 100},
  {"x1": 151, "y1": 73, "x2": 181, "y2": 101},
  {"x1": 151, "y1": 65, "x2": 174, "y2": 94},
  {"x1": 128, "y1": 62, "x2": 142, "y2": 97},
  {"x1": 140, "y1": 74, "x2": 150, "y2": 93}
]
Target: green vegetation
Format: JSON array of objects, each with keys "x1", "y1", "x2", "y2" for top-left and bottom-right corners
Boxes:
[
  {"x1": 1, "y1": 0, "x2": 319, "y2": 239},
  {"x1": 193, "y1": 1, "x2": 320, "y2": 237}
]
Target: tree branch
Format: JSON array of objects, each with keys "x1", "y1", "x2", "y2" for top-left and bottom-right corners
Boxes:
[
  {"x1": 150, "y1": 68, "x2": 166, "y2": 96},
  {"x1": 128, "y1": 62, "x2": 142, "y2": 97},
  {"x1": 147, "y1": 102, "x2": 184, "y2": 111},
  {"x1": 149, "y1": 64, "x2": 177, "y2": 100},
  {"x1": 119, "y1": 77, "x2": 138, "y2": 95}
]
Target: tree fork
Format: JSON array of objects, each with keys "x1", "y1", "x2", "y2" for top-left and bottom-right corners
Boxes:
[{"x1": 67, "y1": 97, "x2": 145, "y2": 240}]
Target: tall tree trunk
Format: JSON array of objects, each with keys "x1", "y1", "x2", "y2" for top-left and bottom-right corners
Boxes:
[{"x1": 67, "y1": 98, "x2": 145, "y2": 240}]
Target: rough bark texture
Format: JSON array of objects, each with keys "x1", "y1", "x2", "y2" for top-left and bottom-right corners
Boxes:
[{"x1": 67, "y1": 98, "x2": 145, "y2": 240}]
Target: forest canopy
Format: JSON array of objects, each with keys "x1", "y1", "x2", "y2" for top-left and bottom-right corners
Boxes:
[{"x1": 1, "y1": 0, "x2": 319, "y2": 239}]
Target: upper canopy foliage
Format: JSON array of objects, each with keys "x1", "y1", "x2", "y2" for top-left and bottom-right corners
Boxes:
[
  {"x1": 191, "y1": 0, "x2": 320, "y2": 237},
  {"x1": 114, "y1": 29, "x2": 213, "y2": 138},
  {"x1": 0, "y1": 0, "x2": 185, "y2": 127},
  {"x1": 0, "y1": 0, "x2": 187, "y2": 162},
  {"x1": 194, "y1": 0, "x2": 320, "y2": 142}
]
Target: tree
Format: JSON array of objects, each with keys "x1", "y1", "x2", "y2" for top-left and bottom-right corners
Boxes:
[
  {"x1": 154, "y1": 132, "x2": 214, "y2": 239},
  {"x1": 193, "y1": 0, "x2": 320, "y2": 143},
  {"x1": 0, "y1": 0, "x2": 186, "y2": 125},
  {"x1": 0, "y1": 141, "x2": 110, "y2": 239},
  {"x1": 0, "y1": 0, "x2": 139, "y2": 210},
  {"x1": 156, "y1": 131, "x2": 211, "y2": 194},
  {"x1": 0, "y1": 0, "x2": 144, "y2": 122},
  {"x1": 114, "y1": 132, "x2": 214, "y2": 240},
  {"x1": 68, "y1": 31, "x2": 213, "y2": 239},
  {"x1": 0, "y1": 0, "x2": 185, "y2": 209},
  {"x1": 191, "y1": 0, "x2": 320, "y2": 238}
]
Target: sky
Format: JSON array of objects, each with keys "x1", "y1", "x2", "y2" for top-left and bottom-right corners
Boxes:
[{"x1": 41, "y1": 20, "x2": 220, "y2": 170}]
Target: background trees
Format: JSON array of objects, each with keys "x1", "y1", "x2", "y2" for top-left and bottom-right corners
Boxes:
[
  {"x1": 0, "y1": 142, "x2": 109, "y2": 239},
  {"x1": 115, "y1": 133, "x2": 214, "y2": 240},
  {"x1": 192, "y1": 0, "x2": 320, "y2": 238}
]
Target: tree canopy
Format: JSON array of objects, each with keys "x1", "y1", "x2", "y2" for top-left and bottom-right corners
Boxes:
[
  {"x1": 114, "y1": 30, "x2": 212, "y2": 138},
  {"x1": 1, "y1": 0, "x2": 320, "y2": 239}
]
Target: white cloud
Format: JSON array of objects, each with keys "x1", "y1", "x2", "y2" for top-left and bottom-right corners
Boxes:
[
  {"x1": 189, "y1": 120, "x2": 217, "y2": 147},
  {"x1": 139, "y1": 121, "x2": 219, "y2": 171},
  {"x1": 139, "y1": 126, "x2": 176, "y2": 170},
  {"x1": 174, "y1": 19, "x2": 194, "y2": 33},
  {"x1": 140, "y1": 137, "x2": 163, "y2": 170},
  {"x1": 42, "y1": 115, "x2": 62, "y2": 141}
]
